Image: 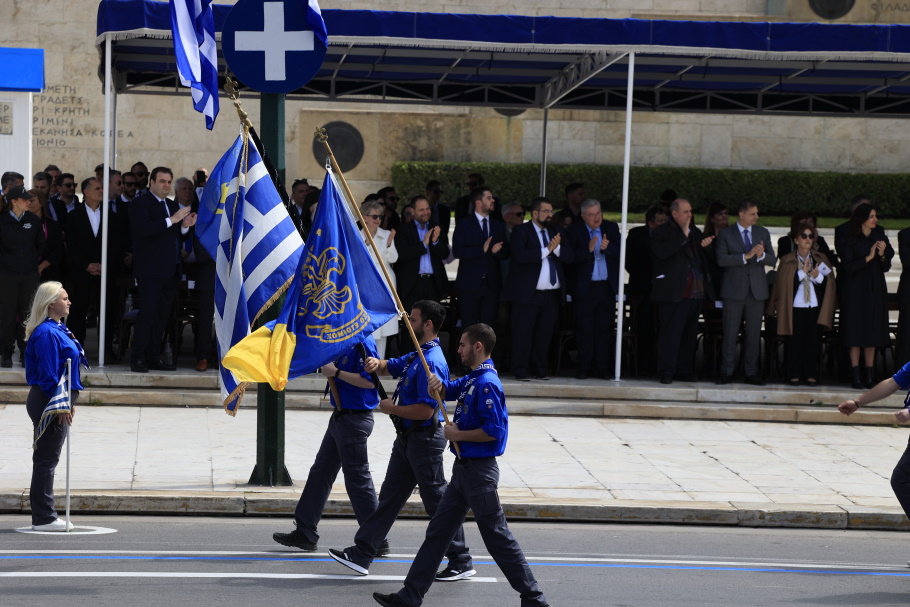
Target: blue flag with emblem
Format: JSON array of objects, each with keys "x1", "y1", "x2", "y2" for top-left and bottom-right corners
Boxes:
[
  {"x1": 170, "y1": 0, "x2": 220, "y2": 129},
  {"x1": 197, "y1": 135, "x2": 243, "y2": 258},
  {"x1": 33, "y1": 361, "x2": 71, "y2": 449},
  {"x1": 204, "y1": 131, "x2": 304, "y2": 415},
  {"x1": 222, "y1": 169, "x2": 398, "y2": 391}
]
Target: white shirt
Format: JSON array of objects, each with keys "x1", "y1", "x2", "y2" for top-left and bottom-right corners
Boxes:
[
  {"x1": 85, "y1": 204, "x2": 101, "y2": 237},
  {"x1": 739, "y1": 223, "x2": 765, "y2": 264},
  {"x1": 793, "y1": 252, "x2": 824, "y2": 308},
  {"x1": 535, "y1": 225, "x2": 560, "y2": 290}
]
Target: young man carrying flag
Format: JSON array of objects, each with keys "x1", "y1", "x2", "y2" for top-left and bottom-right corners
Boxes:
[{"x1": 371, "y1": 323, "x2": 550, "y2": 607}]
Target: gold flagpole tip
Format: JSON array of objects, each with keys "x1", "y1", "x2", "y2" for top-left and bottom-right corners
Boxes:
[
  {"x1": 314, "y1": 127, "x2": 328, "y2": 142},
  {"x1": 224, "y1": 78, "x2": 253, "y2": 129}
]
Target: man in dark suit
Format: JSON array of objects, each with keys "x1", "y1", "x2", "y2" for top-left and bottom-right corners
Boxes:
[
  {"x1": 128, "y1": 166, "x2": 196, "y2": 373},
  {"x1": 897, "y1": 227, "x2": 910, "y2": 367},
  {"x1": 553, "y1": 182, "x2": 587, "y2": 229},
  {"x1": 394, "y1": 195, "x2": 450, "y2": 312},
  {"x1": 566, "y1": 199, "x2": 620, "y2": 379},
  {"x1": 626, "y1": 206, "x2": 667, "y2": 376},
  {"x1": 716, "y1": 199, "x2": 777, "y2": 385},
  {"x1": 506, "y1": 197, "x2": 573, "y2": 381},
  {"x1": 452, "y1": 187, "x2": 510, "y2": 330},
  {"x1": 47, "y1": 173, "x2": 80, "y2": 228},
  {"x1": 65, "y1": 177, "x2": 121, "y2": 357},
  {"x1": 650, "y1": 199, "x2": 715, "y2": 384},
  {"x1": 454, "y1": 173, "x2": 502, "y2": 223}
]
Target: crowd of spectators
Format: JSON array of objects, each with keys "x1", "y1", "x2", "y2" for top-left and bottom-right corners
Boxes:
[{"x1": 5, "y1": 162, "x2": 909, "y2": 387}]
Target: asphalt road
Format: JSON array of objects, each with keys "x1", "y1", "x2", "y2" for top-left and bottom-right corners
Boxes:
[{"x1": 3, "y1": 515, "x2": 910, "y2": 607}]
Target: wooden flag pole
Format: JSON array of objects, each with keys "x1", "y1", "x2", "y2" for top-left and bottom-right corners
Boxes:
[{"x1": 314, "y1": 128, "x2": 461, "y2": 458}]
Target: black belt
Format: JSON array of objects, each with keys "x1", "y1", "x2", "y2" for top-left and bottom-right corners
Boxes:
[{"x1": 332, "y1": 407, "x2": 373, "y2": 418}]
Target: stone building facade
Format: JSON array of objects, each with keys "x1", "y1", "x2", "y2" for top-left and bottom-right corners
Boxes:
[{"x1": 2, "y1": 0, "x2": 908, "y2": 199}]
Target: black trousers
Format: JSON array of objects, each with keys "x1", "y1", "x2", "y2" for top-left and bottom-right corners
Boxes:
[
  {"x1": 26, "y1": 385, "x2": 79, "y2": 526},
  {"x1": 510, "y1": 289, "x2": 560, "y2": 377},
  {"x1": 293, "y1": 410, "x2": 377, "y2": 544},
  {"x1": 574, "y1": 281, "x2": 615, "y2": 373},
  {"x1": 459, "y1": 280, "x2": 499, "y2": 330},
  {"x1": 132, "y1": 271, "x2": 177, "y2": 364},
  {"x1": 656, "y1": 298, "x2": 701, "y2": 379},
  {"x1": 0, "y1": 270, "x2": 39, "y2": 354},
  {"x1": 402, "y1": 276, "x2": 442, "y2": 312},
  {"x1": 784, "y1": 307, "x2": 821, "y2": 380},
  {"x1": 343, "y1": 427, "x2": 472, "y2": 572},
  {"x1": 397, "y1": 458, "x2": 547, "y2": 607},
  {"x1": 891, "y1": 435, "x2": 910, "y2": 520}
]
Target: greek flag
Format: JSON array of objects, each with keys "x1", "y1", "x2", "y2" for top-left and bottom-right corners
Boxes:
[
  {"x1": 306, "y1": 0, "x2": 328, "y2": 48},
  {"x1": 33, "y1": 364, "x2": 70, "y2": 449},
  {"x1": 170, "y1": 0, "x2": 220, "y2": 129},
  {"x1": 200, "y1": 133, "x2": 304, "y2": 414}
]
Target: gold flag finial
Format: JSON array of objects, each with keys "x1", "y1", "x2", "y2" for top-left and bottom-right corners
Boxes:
[
  {"x1": 314, "y1": 127, "x2": 328, "y2": 143},
  {"x1": 224, "y1": 77, "x2": 253, "y2": 129}
]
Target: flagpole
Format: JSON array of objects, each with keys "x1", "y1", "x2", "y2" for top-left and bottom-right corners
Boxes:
[
  {"x1": 314, "y1": 128, "x2": 461, "y2": 458},
  {"x1": 65, "y1": 358, "x2": 72, "y2": 532}
]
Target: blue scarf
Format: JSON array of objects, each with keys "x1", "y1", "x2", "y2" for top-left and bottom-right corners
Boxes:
[
  {"x1": 392, "y1": 338, "x2": 440, "y2": 405},
  {"x1": 46, "y1": 317, "x2": 90, "y2": 371},
  {"x1": 456, "y1": 360, "x2": 497, "y2": 404}
]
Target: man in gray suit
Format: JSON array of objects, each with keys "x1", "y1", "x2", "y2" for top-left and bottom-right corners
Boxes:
[{"x1": 716, "y1": 200, "x2": 776, "y2": 385}]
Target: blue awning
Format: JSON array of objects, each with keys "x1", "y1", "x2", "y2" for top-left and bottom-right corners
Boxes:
[
  {"x1": 0, "y1": 47, "x2": 45, "y2": 92},
  {"x1": 94, "y1": 0, "x2": 910, "y2": 116}
]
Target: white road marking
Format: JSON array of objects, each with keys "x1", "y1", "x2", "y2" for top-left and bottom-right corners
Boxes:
[{"x1": 0, "y1": 572, "x2": 497, "y2": 582}]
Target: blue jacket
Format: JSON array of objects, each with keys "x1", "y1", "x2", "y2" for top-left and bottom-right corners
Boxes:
[
  {"x1": 453, "y1": 214, "x2": 510, "y2": 292},
  {"x1": 440, "y1": 360, "x2": 507, "y2": 458},
  {"x1": 506, "y1": 221, "x2": 573, "y2": 303},
  {"x1": 387, "y1": 341, "x2": 449, "y2": 428},
  {"x1": 567, "y1": 218, "x2": 621, "y2": 298},
  {"x1": 25, "y1": 319, "x2": 85, "y2": 397},
  {"x1": 327, "y1": 336, "x2": 379, "y2": 411}
]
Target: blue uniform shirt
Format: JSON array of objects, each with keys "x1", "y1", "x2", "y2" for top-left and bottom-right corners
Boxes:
[
  {"x1": 387, "y1": 341, "x2": 448, "y2": 428},
  {"x1": 328, "y1": 336, "x2": 380, "y2": 411},
  {"x1": 25, "y1": 319, "x2": 85, "y2": 397},
  {"x1": 893, "y1": 360, "x2": 910, "y2": 391},
  {"x1": 440, "y1": 359, "x2": 508, "y2": 458}
]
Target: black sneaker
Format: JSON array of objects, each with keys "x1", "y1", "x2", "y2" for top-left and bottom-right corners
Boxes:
[
  {"x1": 0, "y1": 352, "x2": 11, "y2": 368},
  {"x1": 329, "y1": 547, "x2": 369, "y2": 575},
  {"x1": 272, "y1": 528, "x2": 317, "y2": 551},
  {"x1": 372, "y1": 593, "x2": 408, "y2": 607},
  {"x1": 376, "y1": 538, "x2": 391, "y2": 557},
  {"x1": 434, "y1": 566, "x2": 477, "y2": 581}
]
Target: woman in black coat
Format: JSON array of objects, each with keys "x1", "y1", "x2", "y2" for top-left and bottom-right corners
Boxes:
[
  {"x1": 839, "y1": 204, "x2": 894, "y2": 389},
  {"x1": 27, "y1": 190, "x2": 64, "y2": 284},
  {"x1": 0, "y1": 186, "x2": 46, "y2": 367}
]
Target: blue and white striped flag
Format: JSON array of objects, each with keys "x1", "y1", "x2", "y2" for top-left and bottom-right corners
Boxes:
[
  {"x1": 170, "y1": 0, "x2": 220, "y2": 130},
  {"x1": 204, "y1": 132, "x2": 304, "y2": 414},
  {"x1": 306, "y1": 0, "x2": 328, "y2": 48},
  {"x1": 33, "y1": 364, "x2": 70, "y2": 449}
]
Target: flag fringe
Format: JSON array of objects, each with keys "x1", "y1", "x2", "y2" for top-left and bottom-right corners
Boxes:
[{"x1": 223, "y1": 381, "x2": 249, "y2": 417}]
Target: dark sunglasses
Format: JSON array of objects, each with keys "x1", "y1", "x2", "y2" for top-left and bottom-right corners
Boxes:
[
  {"x1": 386, "y1": 196, "x2": 400, "y2": 203},
  {"x1": 507, "y1": 211, "x2": 526, "y2": 216},
  {"x1": 62, "y1": 183, "x2": 76, "y2": 187},
  {"x1": 798, "y1": 233, "x2": 815, "y2": 240},
  {"x1": 123, "y1": 181, "x2": 138, "y2": 187},
  {"x1": 134, "y1": 171, "x2": 149, "y2": 177},
  {"x1": 365, "y1": 214, "x2": 383, "y2": 220}
]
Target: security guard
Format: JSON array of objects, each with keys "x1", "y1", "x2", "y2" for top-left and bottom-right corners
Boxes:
[
  {"x1": 330, "y1": 300, "x2": 474, "y2": 579},
  {"x1": 372, "y1": 323, "x2": 550, "y2": 607},
  {"x1": 273, "y1": 336, "x2": 387, "y2": 554}
]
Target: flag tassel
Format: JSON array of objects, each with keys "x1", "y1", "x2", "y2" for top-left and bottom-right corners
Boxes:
[{"x1": 314, "y1": 128, "x2": 461, "y2": 458}]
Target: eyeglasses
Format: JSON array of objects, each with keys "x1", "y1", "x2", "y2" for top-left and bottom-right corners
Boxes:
[
  {"x1": 798, "y1": 233, "x2": 815, "y2": 240},
  {"x1": 536, "y1": 209, "x2": 554, "y2": 215},
  {"x1": 123, "y1": 181, "x2": 138, "y2": 187},
  {"x1": 365, "y1": 214, "x2": 383, "y2": 220},
  {"x1": 387, "y1": 196, "x2": 400, "y2": 203},
  {"x1": 62, "y1": 183, "x2": 75, "y2": 188},
  {"x1": 506, "y1": 211, "x2": 526, "y2": 216}
]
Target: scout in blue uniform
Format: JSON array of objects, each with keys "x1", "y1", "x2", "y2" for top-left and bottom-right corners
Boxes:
[
  {"x1": 373, "y1": 323, "x2": 550, "y2": 607},
  {"x1": 273, "y1": 336, "x2": 385, "y2": 552},
  {"x1": 839, "y1": 359, "x2": 910, "y2": 533},
  {"x1": 330, "y1": 301, "x2": 474, "y2": 579}
]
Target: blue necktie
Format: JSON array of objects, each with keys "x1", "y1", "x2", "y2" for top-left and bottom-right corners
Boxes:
[
  {"x1": 482, "y1": 217, "x2": 489, "y2": 240},
  {"x1": 742, "y1": 228, "x2": 752, "y2": 254},
  {"x1": 540, "y1": 228, "x2": 557, "y2": 286}
]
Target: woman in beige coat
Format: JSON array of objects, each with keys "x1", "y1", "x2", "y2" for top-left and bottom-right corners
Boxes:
[{"x1": 767, "y1": 221, "x2": 837, "y2": 387}]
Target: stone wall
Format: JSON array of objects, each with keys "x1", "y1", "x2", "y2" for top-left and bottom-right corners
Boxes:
[{"x1": 1, "y1": 0, "x2": 907, "y2": 199}]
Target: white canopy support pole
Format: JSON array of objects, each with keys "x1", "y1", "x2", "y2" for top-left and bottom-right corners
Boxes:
[
  {"x1": 614, "y1": 51, "x2": 634, "y2": 382},
  {"x1": 539, "y1": 108, "x2": 549, "y2": 196},
  {"x1": 99, "y1": 34, "x2": 113, "y2": 368},
  {"x1": 111, "y1": 86, "x2": 118, "y2": 169}
]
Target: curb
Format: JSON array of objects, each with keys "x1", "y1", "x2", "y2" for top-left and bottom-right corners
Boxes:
[{"x1": 2, "y1": 491, "x2": 909, "y2": 531}]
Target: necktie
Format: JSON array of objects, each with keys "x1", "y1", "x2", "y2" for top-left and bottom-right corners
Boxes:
[
  {"x1": 540, "y1": 228, "x2": 557, "y2": 286},
  {"x1": 742, "y1": 228, "x2": 752, "y2": 253},
  {"x1": 482, "y1": 217, "x2": 489, "y2": 240}
]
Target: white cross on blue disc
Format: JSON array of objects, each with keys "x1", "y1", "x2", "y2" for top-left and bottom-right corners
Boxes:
[{"x1": 222, "y1": 0, "x2": 327, "y2": 94}]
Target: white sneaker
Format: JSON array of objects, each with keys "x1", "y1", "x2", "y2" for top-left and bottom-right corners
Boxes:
[{"x1": 32, "y1": 518, "x2": 73, "y2": 532}]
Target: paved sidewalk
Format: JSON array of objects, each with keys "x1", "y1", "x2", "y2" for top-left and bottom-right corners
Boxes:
[{"x1": 2, "y1": 404, "x2": 909, "y2": 530}]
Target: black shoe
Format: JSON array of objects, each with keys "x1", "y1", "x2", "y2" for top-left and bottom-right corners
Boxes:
[
  {"x1": 744, "y1": 375, "x2": 765, "y2": 386},
  {"x1": 148, "y1": 359, "x2": 177, "y2": 371},
  {"x1": 787, "y1": 379, "x2": 800, "y2": 387},
  {"x1": 863, "y1": 366, "x2": 874, "y2": 389},
  {"x1": 329, "y1": 547, "x2": 369, "y2": 575},
  {"x1": 531, "y1": 374, "x2": 550, "y2": 381},
  {"x1": 435, "y1": 566, "x2": 477, "y2": 581},
  {"x1": 806, "y1": 379, "x2": 818, "y2": 388},
  {"x1": 0, "y1": 352, "x2": 11, "y2": 368},
  {"x1": 376, "y1": 539, "x2": 390, "y2": 557},
  {"x1": 575, "y1": 370, "x2": 589, "y2": 380},
  {"x1": 851, "y1": 366, "x2": 863, "y2": 390},
  {"x1": 373, "y1": 593, "x2": 408, "y2": 607},
  {"x1": 131, "y1": 361, "x2": 149, "y2": 373},
  {"x1": 716, "y1": 375, "x2": 733, "y2": 385},
  {"x1": 272, "y1": 529, "x2": 317, "y2": 551},
  {"x1": 658, "y1": 376, "x2": 672, "y2": 385}
]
